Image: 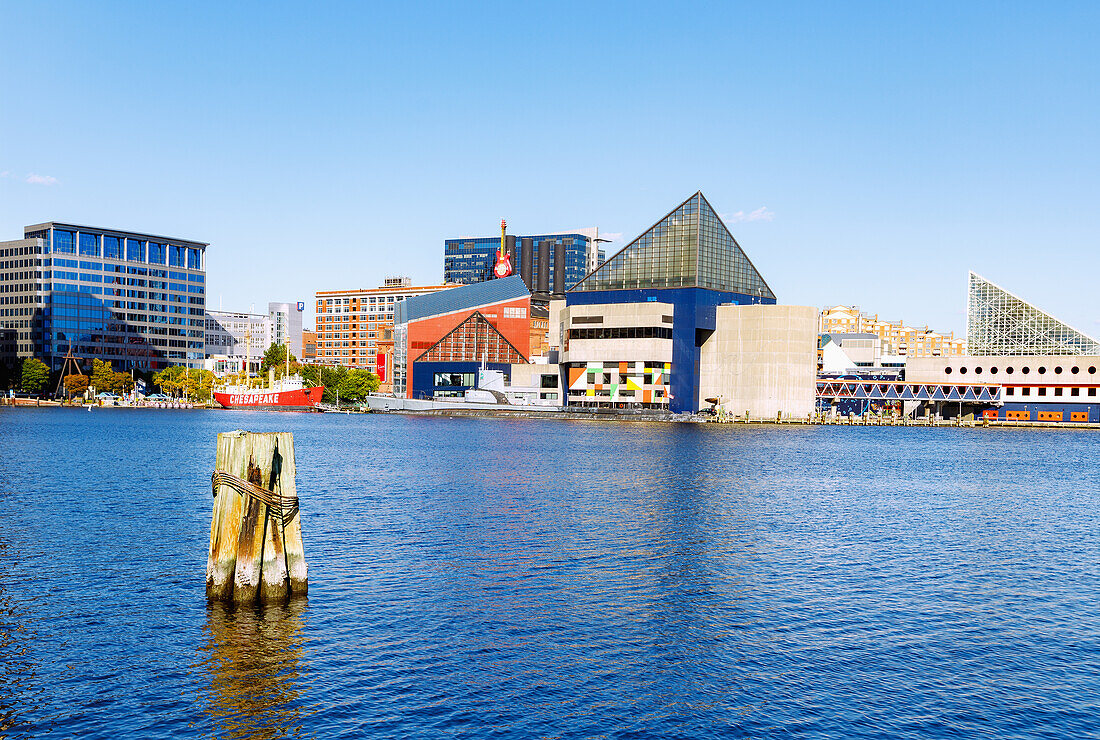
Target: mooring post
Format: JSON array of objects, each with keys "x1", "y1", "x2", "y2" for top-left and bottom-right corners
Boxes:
[
  {"x1": 207, "y1": 431, "x2": 307, "y2": 604},
  {"x1": 207, "y1": 432, "x2": 248, "y2": 601}
]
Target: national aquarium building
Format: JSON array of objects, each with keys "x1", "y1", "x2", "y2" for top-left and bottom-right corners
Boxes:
[{"x1": 558, "y1": 192, "x2": 817, "y2": 416}]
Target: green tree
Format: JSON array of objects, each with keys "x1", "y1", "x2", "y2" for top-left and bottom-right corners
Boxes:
[
  {"x1": 260, "y1": 343, "x2": 297, "y2": 376},
  {"x1": 64, "y1": 373, "x2": 89, "y2": 399},
  {"x1": 21, "y1": 358, "x2": 49, "y2": 394},
  {"x1": 112, "y1": 371, "x2": 135, "y2": 394},
  {"x1": 337, "y1": 368, "x2": 380, "y2": 403},
  {"x1": 183, "y1": 368, "x2": 215, "y2": 402},
  {"x1": 154, "y1": 366, "x2": 215, "y2": 401},
  {"x1": 153, "y1": 366, "x2": 186, "y2": 397},
  {"x1": 91, "y1": 359, "x2": 115, "y2": 395}
]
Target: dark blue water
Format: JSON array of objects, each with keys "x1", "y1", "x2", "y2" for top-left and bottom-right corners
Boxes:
[{"x1": 1, "y1": 409, "x2": 1098, "y2": 739}]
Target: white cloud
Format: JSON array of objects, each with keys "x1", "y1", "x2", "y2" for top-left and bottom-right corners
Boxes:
[
  {"x1": 721, "y1": 206, "x2": 774, "y2": 223},
  {"x1": 25, "y1": 173, "x2": 58, "y2": 185}
]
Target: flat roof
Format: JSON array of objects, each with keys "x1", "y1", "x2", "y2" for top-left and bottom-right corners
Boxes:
[
  {"x1": 24, "y1": 222, "x2": 209, "y2": 247},
  {"x1": 316, "y1": 282, "x2": 455, "y2": 296}
]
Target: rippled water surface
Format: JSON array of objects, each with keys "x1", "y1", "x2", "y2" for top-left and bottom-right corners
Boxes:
[{"x1": 1, "y1": 408, "x2": 1099, "y2": 739}]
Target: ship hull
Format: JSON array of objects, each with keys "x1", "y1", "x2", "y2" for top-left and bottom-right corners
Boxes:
[{"x1": 213, "y1": 386, "x2": 325, "y2": 411}]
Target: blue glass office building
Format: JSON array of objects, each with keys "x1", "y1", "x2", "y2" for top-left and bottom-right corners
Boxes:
[
  {"x1": 444, "y1": 232, "x2": 604, "y2": 298},
  {"x1": 0, "y1": 222, "x2": 207, "y2": 373},
  {"x1": 565, "y1": 192, "x2": 776, "y2": 414}
]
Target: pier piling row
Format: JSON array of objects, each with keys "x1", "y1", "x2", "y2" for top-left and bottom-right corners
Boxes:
[{"x1": 206, "y1": 431, "x2": 307, "y2": 603}]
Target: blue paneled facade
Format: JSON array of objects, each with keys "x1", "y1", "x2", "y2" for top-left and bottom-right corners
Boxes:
[
  {"x1": 411, "y1": 361, "x2": 513, "y2": 399},
  {"x1": 0, "y1": 222, "x2": 207, "y2": 372},
  {"x1": 443, "y1": 233, "x2": 602, "y2": 296},
  {"x1": 567, "y1": 287, "x2": 775, "y2": 414}
]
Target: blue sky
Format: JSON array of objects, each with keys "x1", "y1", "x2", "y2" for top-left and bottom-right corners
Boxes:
[{"x1": 2, "y1": 1, "x2": 1099, "y2": 336}]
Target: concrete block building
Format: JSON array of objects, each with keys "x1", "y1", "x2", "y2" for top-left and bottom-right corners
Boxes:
[{"x1": 698, "y1": 304, "x2": 817, "y2": 418}]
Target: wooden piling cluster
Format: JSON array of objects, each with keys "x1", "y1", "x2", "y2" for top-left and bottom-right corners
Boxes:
[{"x1": 206, "y1": 431, "x2": 307, "y2": 603}]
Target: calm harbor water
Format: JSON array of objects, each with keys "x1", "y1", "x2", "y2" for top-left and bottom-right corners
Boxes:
[{"x1": 1, "y1": 408, "x2": 1098, "y2": 739}]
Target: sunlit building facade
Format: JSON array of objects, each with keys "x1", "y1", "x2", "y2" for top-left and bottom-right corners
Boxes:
[
  {"x1": 905, "y1": 272, "x2": 1100, "y2": 422},
  {"x1": 819, "y1": 305, "x2": 966, "y2": 358},
  {"x1": 444, "y1": 230, "x2": 606, "y2": 299},
  {"x1": 204, "y1": 309, "x2": 273, "y2": 374},
  {"x1": 0, "y1": 222, "x2": 206, "y2": 372},
  {"x1": 562, "y1": 191, "x2": 809, "y2": 415},
  {"x1": 393, "y1": 276, "x2": 533, "y2": 399},
  {"x1": 315, "y1": 277, "x2": 457, "y2": 392}
]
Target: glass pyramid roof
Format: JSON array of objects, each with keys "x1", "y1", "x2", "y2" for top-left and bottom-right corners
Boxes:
[
  {"x1": 569, "y1": 192, "x2": 775, "y2": 298},
  {"x1": 966, "y1": 271, "x2": 1100, "y2": 355}
]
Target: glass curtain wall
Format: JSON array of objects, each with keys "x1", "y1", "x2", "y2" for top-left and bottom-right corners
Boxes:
[{"x1": 967, "y1": 271, "x2": 1100, "y2": 355}]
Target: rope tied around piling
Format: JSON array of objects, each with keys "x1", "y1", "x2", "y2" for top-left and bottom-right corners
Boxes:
[{"x1": 210, "y1": 469, "x2": 300, "y2": 525}]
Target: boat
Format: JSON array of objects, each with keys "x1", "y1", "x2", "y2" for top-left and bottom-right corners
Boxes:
[{"x1": 214, "y1": 375, "x2": 324, "y2": 411}]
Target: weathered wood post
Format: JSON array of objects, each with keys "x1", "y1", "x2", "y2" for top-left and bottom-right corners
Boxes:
[{"x1": 206, "y1": 431, "x2": 307, "y2": 604}]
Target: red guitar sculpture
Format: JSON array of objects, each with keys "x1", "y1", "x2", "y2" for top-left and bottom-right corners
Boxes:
[{"x1": 494, "y1": 218, "x2": 513, "y2": 278}]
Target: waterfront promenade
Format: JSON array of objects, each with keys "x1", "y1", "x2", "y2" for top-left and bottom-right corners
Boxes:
[{"x1": 1, "y1": 408, "x2": 1097, "y2": 738}]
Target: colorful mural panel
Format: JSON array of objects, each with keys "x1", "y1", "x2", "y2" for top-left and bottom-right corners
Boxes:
[{"x1": 566, "y1": 361, "x2": 672, "y2": 405}]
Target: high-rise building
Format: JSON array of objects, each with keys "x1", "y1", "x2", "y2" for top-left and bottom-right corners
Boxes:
[
  {"x1": 0, "y1": 222, "x2": 207, "y2": 372},
  {"x1": 443, "y1": 229, "x2": 606, "y2": 299},
  {"x1": 966, "y1": 271, "x2": 1100, "y2": 355},
  {"x1": 315, "y1": 277, "x2": 457, "y2": 392}
]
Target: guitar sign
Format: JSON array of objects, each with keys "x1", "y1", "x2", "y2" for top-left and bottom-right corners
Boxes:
[
  {"x1": 494, "y1": 250, "x2": 513, "y2": 278},
  {"x1": 494, "y1": 218, "x2": 513, "y2": 278}
]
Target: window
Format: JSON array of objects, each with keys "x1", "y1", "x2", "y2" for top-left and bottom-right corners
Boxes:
[
  {"x1": 1090, "y1": 388, "x2": 1097, "y2": 397},
  {"x1": 127, "y1": 239, "x2": 145, "y2": 262},
  {"x1": 1022, "y1": 387, "x2": 1030, "y2": 396},
  {"x1": 79, "y1": 233, "x2": 100, "y2": 256},
  {"x1": 1038, "y1": 387, "x2": 1046, "y2": 396},
  {"x1": 170, "y1": 245, "x2": 185, "y2": 267},
  {"x1": 1054, "y1": 387, "x2": 1062, "y2": 396},
  {"x1": 148, "y1": 243, "x2": 167, "y2": 264},
  {"x1": 54, "y1": 230, "x2": 75, "y2": 254},
  {"x1": 1006, "y1": 387, "x2": 1014, "y2": 396},
  {"x1": 1071, "y1": 387, "x2": 1080, "y2": 396},
  {"x1": 103, "y1": 236, "x2": 122, "y2": 259},
  {"x1": 188, "y1": 248, "x2": 201, "y2": 269},
  {"x1": 433, "y1": 372, "x2": 475, "y2": 387}
]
